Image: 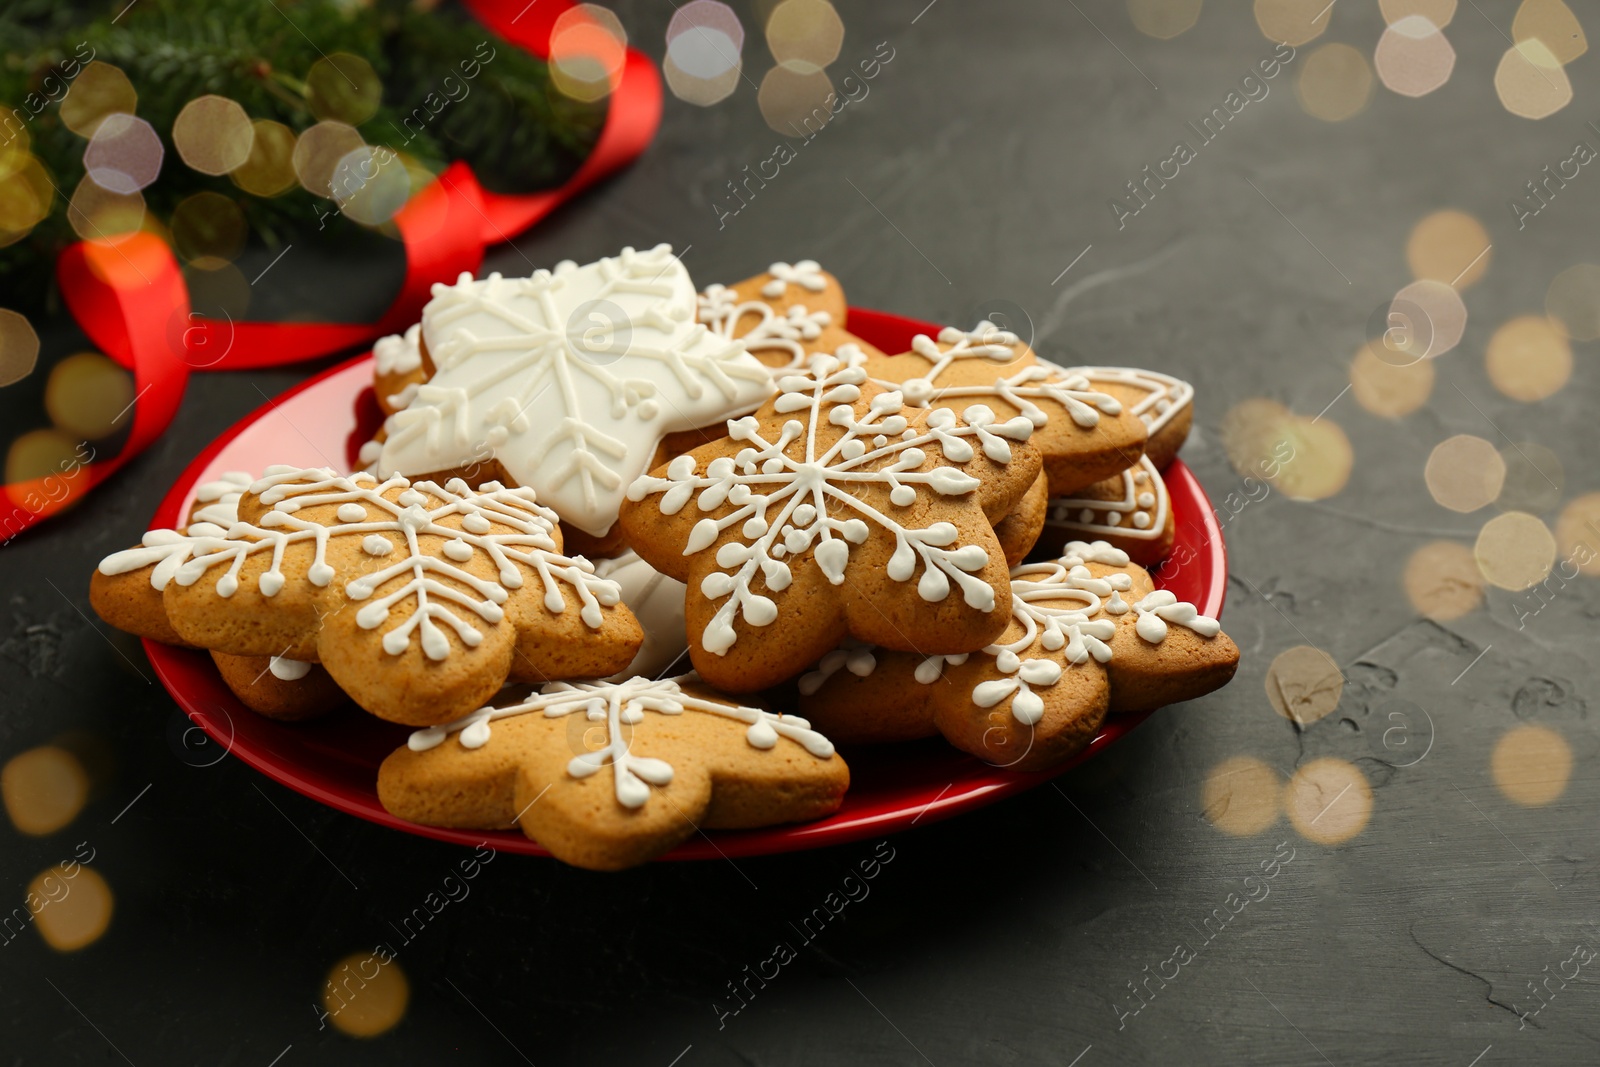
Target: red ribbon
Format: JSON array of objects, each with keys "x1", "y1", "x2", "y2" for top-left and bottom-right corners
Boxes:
[{"x1": 1, "y1": 0, "x2": 660, "y2": 541}]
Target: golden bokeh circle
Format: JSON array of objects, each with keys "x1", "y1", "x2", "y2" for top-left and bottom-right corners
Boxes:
[
  {"x1": 1384, "y1": 278, "x2": 1466, "y2": 362},
  {"x1": 306, "y1": 53, "x2": 383, "y2": 125},
  {"x1": 1379, "y1": 0, "x2": 1457, "y2": 27},
  {"x1": 0, "y1": 308, "x2": 41, "y2": 388},
  {"x1": 59, "y1": 62, "x2": 137, "y2": 137},
  {"x1": 1555, "y1": 493, "x2": 1600, "y2": 576},
  {"x1": 0, "y1": 119, "x2": 30, "y2": 183},
  {"x1": 185, "y1": 260, "x2": 253, "y2": 321},
  {"x1": 1496, "y1": 442, "x2": 1563, "y2": 514},
  {"x1": 665, "y1": 2, "x2": 745, "y2": 105},
  {"x1": 322, "y1": 952, "x2": 410, "y2": 1037},
  {"x1": 1405, "y1": 209, "x2": 1490, "y2": 289},
  {"x1": 1200, "y1": 756, "x2": 1281, "y2": 837},
  {"x1": 231, "y1": 120, "x2": 299, "y2": 198},
  {"x1": 5, "y1": 428, "x2": 80, "y2": 485},
  {"x1": 2, "y1": 746, "x2": 89, "y2": 836},
  {"x1": 29, "y1": 865, "x2": 113, "y2": 952},
  {"x1": 1285, "y1": 758, "x2": 1372, "y2": 845},
  {"x1": 766, "y1": 0, "x2": 844, "y2": 73},
  {"x1": 1425, "y1": 434, "x2": 1505, "y2": 513},
  {"x1": 1221, "y1": 397, "x2": 1292, "y2": 479},
  {"x1": 1374, "y1": 15, "x2": 1456, "y2": 98},
  {"x1": 1544, "y1": 263, "x2": 1600, "y2": 341},
  {"x1": 44, "y1": 352, "x2": 135, "y2": 441},
  {"x1": 171, "y1": 191, "x2": 248, "y2": 267},
  {"x1": 1297, "y1": 44, "x2": 1374, "y2": 122},
  {"x1": 1403, "y1": 540, "x2": 1483, "y2": 620},
  {"x1": 551, "y1": 5, "x2": 629, "y2": 102},
  {"x1": 1265, "y1": 645, "x2": 1343, "y2": 725},
  {"x1": 0, "y1": 155, "x2": 55, "y2": 246},
  {"x1": 1475, "y1": 511, "x2": 1556, "y2": 591},
  {"x1": 1485, "y1": 314, "x2": 1571, "y2": 401},
  {"x1": 664, "y1": 51, "x2": 743, "y2": 107},
  {"x1": 330, "y1": 147, "x2": 411, "y2": 227},
  {"x1": 758, "y1": 63, "x2": 837, "y2": 137},
  {"x1": 1512, "y1": 0, "x2": 1586, "y2": 65},
  {"x1": 172, "y1": 95, "x2": 255, "y2": 176},
  {"x1": 1274, "y1": 416, "x2": 1352, "y2": 501},
  {"x1": 1350, "y1": 341, "x2": 1434, "y2": 417},
  {"x1": 1128, "y1": 0, "x2": 1203, "y2": 39},
  {"x1": 67, "y1": 175, "x2": 145, "y2": 242},
  {"x1": 1253, "y1": 0, "x2": 1331, "y2": 46},
  {"x1": 1495, "y1": 39, "x2": 1572, "y2": 119},
  {"x1": 84, "y1": 114, "x2": 164, "y2": 194},
  {"x1": 292, "y1": 121, "x2": 366, "y2": 199},
  {"x1": 1491, "y1": 724, "x2": 1572, "y2": 807}
]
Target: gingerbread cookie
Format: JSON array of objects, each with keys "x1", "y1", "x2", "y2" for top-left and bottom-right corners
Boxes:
[
  {"x1": 799, "y1": 541, "x2": 1238, "y2": 771},
  {"x1": 1057, "y1": 364, "x2": 1193, "y2": 469},
  {"x1": 1042, "y1": 455, "x2": 1173, "y2": 565},
  {"x1": 93, "y1": 468, "x2": 642, "y2": 726},
  {"x1": 697, "y1": 259, "x2": 884, "y2": 374},
  {"x1": 209, "y1": 652, "x2": 347, "y2": 721},
  {"x1": 860, "y1": 322, "x2": 1148, "y2": 496},
  {"x1": 380, "y1": 675, "x2": 848, "y2": 870},
  {"x1": 618, "y1": 349, "x2": 1041, "y2": 692},
  {"x1": 375, "y1": 245, "x2": 774, "y2": 542},
  {"x1": 995, "y1": 471, "x2": 1048, "y2": 568},
  {"x1": 373, "y1": 323, "x2": 428, "y2": 417}
]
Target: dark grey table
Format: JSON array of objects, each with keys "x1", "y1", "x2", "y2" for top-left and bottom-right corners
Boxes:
[{"x1": 6, "y1": 2, "x2": 1599, "y2": 1063}]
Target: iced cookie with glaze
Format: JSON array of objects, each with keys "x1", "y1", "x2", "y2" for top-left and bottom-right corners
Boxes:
[{"x1": 1041, "y1": 455, "x2": 1174, "y2": 565}]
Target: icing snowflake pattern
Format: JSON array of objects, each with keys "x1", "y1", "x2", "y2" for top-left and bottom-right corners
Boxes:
[
  {"x1": 761, "y1": 260, "x2": 827, "y2": 299},
  {"x1": 1054, "y1": 364, "x2": 1194, "y2": 436},
  {"x1": 407, "y1": 675, "x2": 836, "y2": 809},
  {"x1": 98, "y1": 467, "x2": 620, "y2": 660},
  {"x1": 627, "y1": 351, "x2": 1035, "y2": 656},
  {"x1": 698, "y1": 283, "x2": 832, "y2": 372},
  {"x1": 892, "y1": 322, "x2": 1123, "y2": 429},
  {"x1": 1048, "y1": 456, "x2": 1168, "y2": 540},
  {"x1": 377, "y1": 244, "x2": 773, "y2": 536}
]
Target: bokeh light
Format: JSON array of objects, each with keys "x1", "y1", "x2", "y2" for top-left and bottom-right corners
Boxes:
[
  {"x1": 758, "y1": 63, "x2": 836, "y2": 136},
  {"x1": 5, "y1": 428, "x2": 81, "y2": 486},
  {"x1": 44, "y1": 352, "x2": 135, "y2": 441},
  {"x1": 0, "y1": 155, "x2": 55, "y2": 246},
  {"x1": 1495, "y1": 39, "x2": 1572, "y2": 119},
  {"x1": 67, "y1": 175, "x2": 146, "y2": 242},
  {"x1": 1406, "y1": 209, "x2": 1490, "y2": 289},
  {"x1": 292, "y1": 121, "x2": 365, "y2": 199},
  {"x1": 1491, "y1": 724, "x2": 1571, "y2": 806},
  {"x1": 1276, "y1": 416, "x2": 1352, "y2": 501},
  {"x1": 1512, "y1": 0, "x2": 1586, "y2": 65},
  {"x1": 1201, "y1": 756, "x2": 1280, "y2": 837},
  {"x1": 766, "y1": 0, "x2": 844, "y2": 73},
  {"x1": 1374, "y1": 16, "x2": 1455, "y2": 98},
  {"x1": 230, "y1": 119, "x2": 299, "y2": 197},
  {"x1": 1265, "y1": 645, "x2": 1342, "y2": 725},
  {"x1": 1384, "y1": 278, "x2": 1466, "y2": 362},
  {"x1": 84, "y1": 113, "x2": 164, "y2": 194},
  {"x1": 1496, "y1": 442, "x2": 1563, "y2": 514},
  {"x1": 58, "y1": 62, "x2": 137, "y2": 137},
  {"x1": 1425, "y1": 435, "x2": 1505, "y2": 513},
  {"x1": 322, "y1": 952, "x2": 409, "y2": 1037},
  {"x1": 1253, "y1": 0, "x2": 1331, "y2": 47},
  {"x1": 1379, "y1": 0, "x2": 1456, "y2": 27},
  {"x1": 1403, "y1": 541, "x2": 1483, "y2": 620},
  {"x1": 184, "y1": 261, "x2": 253, "y2": 321},
  {"x1": 172, "y1": 95, "x2": 254, "y2": 177},
  {"x1": 1128, "y1": 0, "x2": 1202, "y2": 39},
  {"x1": 0, "y1": 309, "x2": 40, "y2": 387},
  {"x1": 1544, "y1": 263, "x2": 1600, "y2": 340},
  {"x1": 171, "y1": 191, "x2": 248, "y2": 267},
  {"x1": 550, "y1": 4, "x2": 628, "y2": 102},
  {"x1": 29, "y1": 865, "x2": 112, "y2": 952},
  {"x1": 2, "y1": 746, "x2": 89, "y2": 835},
  {"x1": 1285, "y1": 758, "x2": 1371, "y2": 845},
  {"x1": 306, "y1": 53, "x2": 383, "y2": 125},
  {"x1": 330, "y1": 147, "x2": 411, "y2": 227},
  {"x1": 665, "y1": 1, "x2": 745, "y2": 106},
  {"x1": 1485, "y1": 314, "x2": 1571, "y2": 401},
  {"x1": 1475, "y1": 511, "x2": 1556, "y2": 590},
  {"x1": 1350, "y1": 341, "x2": 1434, "y2": 417},
  {"x1": 1555, "y1": 493, "x2": 1600, "y2": 576},
  {"x1": 1298, "y1": 44, "x2": 1374, "y2": 122}
]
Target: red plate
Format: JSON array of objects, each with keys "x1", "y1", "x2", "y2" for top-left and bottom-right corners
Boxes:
[{"x1": 145, "y1": 308, "x2": 1227, "y2": 859}]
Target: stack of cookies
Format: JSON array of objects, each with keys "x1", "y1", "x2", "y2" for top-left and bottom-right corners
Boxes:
[{"x1": 89, "y1": 246, "x2": 1237, "y2": 870}]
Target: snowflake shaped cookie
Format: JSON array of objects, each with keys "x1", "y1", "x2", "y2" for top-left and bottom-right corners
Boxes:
[
  {"x1": 798, "y1": 541, "x2": 1237, "y2": 771},
  {"x1": 619, "y1": 349, "x2": 1043, "y2": 692},
  {"x1": 379, "y1": 675, "x2": 849, "y2": 870},
  {"x1": 375, "y1": 245, "x2": 774, "y2": 537},
  {"x1": 860, "y1": 322, "x2": 1149, "y2": 495},
  {"x1": 1054, "y1": 363, "x2": 1194, "y2": 468},
  {"x1": 1044, "y1": 455, "x2": 1174, "y2": 565},
  {"x1": 696, "y1": 259, "x2": 882, "y2": 374},
  {"x1": 93, "y1": 467, "x2": 642, "y2": 726}
]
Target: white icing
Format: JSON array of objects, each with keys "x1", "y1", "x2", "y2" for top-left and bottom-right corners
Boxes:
[
  {"x1": 1053, "y1": 363, "x2": 1194, "y2": 437},
  {"x1": 268, "y1": 656, "x2": 312, "y2": 681},
  {"x1": 1047, "y1": 456, "x2": 1169, "y2": 542},
  {"x1": 406, "y1": 675, "x2": 835, "y2": 810},
  {"x1": 760, "y1": 260, "x2": 826, "y2": 299},
  {"x1": 374, "y1": 322, "x2": 423, "y2": 376},
  {"x1": 889, "y1": 323, "x2": 1123, "y2": 429},
  {"x1": 594, "y1": 550, "x2": 689, "y2": 681},
  {"x1": 699, "y1": 283, "x2": 832, "y2": 373},
  {"x1": 189, "y1": 471, "x2": 253, "y2": 529},
  {"x1": 1133, "y1": 590, "x2": 1220, "y2": 643},
  {"x1": 626, "y1": 350, "x2": 1035, "y2": 657},
  {"x1": 377, "y1": 245, "x2": 774, "y2": 536},
  {"x1": 358, "y1": 439, "x2": 382, "y2": 467},
  {"x1": 97, "y1": 468, "x2": 621, "y2": 661},
  {"x1": 387, "y1": 382, "x2": 420, "y2": 410}
]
